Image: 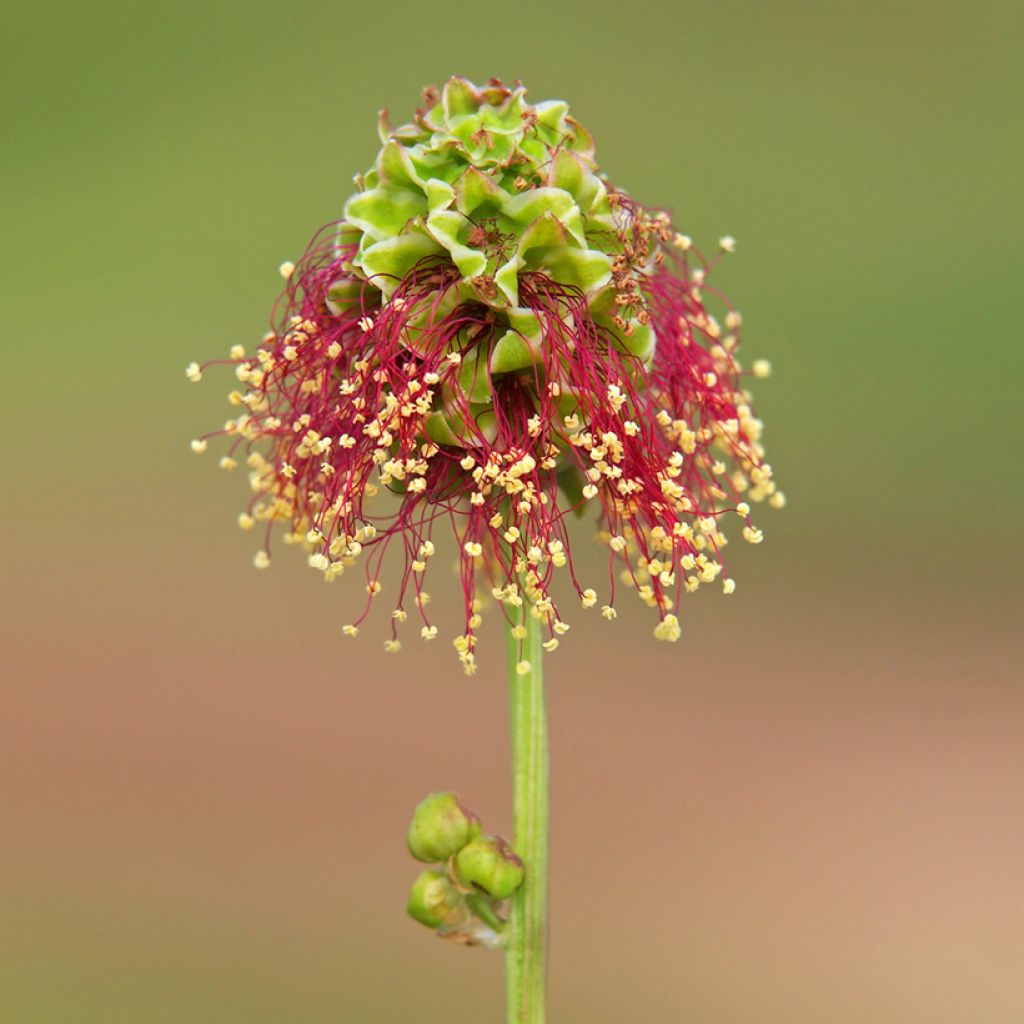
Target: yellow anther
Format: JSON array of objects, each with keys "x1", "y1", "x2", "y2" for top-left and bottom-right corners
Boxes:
[
  {"x1": 516, "y1": 661, "x2": 531, "y2": 676},
  {"x1": 581, "y1": 589, "x2": 597, "y2": 609},
  {"x1": 653, "y1": 614, "x2": 681, "y2": 642},
  {"x1": 190, "y1": 439, "x2": 208, "y2": 454},
  {"x1": 253, "y1": 551, "x2": 270, "y2": 570},
  {"x1": 723, "y1": 578, "x2": 736, "y2": 595},
  {"x1": 582, "y1": 483, "x2": 598, "y2": 500},
  {"x1": 752, "y1": 359, "x2": 772, "y2": 378},
  {"x1": 420, "y1": 625, "x2": 438, "y2": 641},
  {"x1": 279, "y1": 261, "x2": 296, "y2": 278},
  {"x1": 185, "y1": 362, "x2": 202, "y2": 382},
  {"x1": 736, "y1": 502, "x2": 751, "y2": 516},
  {"x1": 238, "y1": 513, "x2": 255, "y2": 531},
  {"x1": 718, "y1": 236, "x2": 736, "y2": 253},
  {"x1": 384, "y1": 639, "x2": 401, "y2": 653},
  {"x1": 463, "y1": 541, "x2": 483, "y2": 558},
  {"x1": 601, "y1": 605, "x2": 617, "y2": 620},
  {"x1": 342, "y1": 624, "x2": 359, "y2": 636},
  {"x1": 742, "y1": 526, "x2": 764, "y2": 544},
  {"x1": 219, "y1": 456, "x2": 237, "y2": 471}
]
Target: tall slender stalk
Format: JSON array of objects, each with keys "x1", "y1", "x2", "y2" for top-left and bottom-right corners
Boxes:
[{"x1": 504, "y1": 608, "x2": 549, "y2": 1023}]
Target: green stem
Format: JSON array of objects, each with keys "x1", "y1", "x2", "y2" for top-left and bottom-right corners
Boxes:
[
  {"x1": 505, "y1": 607, "x2": 548, "y2": 1024},
  {"x1": 467, "y1": 892, "x2": 505, "y2": 935}
]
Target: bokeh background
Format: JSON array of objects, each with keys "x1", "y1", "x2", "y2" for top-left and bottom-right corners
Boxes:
[{"x1": 3, "y1": 1, "x2": 1022, "y2": 1020}]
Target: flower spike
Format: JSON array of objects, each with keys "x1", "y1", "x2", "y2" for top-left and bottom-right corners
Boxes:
[{"x1": 190, "y1": 76, "x2": 779, "y2": 669}]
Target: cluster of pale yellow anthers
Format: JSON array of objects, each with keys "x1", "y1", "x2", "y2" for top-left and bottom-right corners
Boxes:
[{"x1": 188, "y1": 301, "x2": 781, "y2": 676}]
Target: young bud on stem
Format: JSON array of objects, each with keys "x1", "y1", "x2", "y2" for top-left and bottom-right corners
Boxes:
[
  {"x1": 454, "y1": 835, "x2": 525, "y2": 900},
  {"x1": 407, "y1": 791, "x2": 482, "y2": 863},
  {"x1": 407, "y1": 869, "x2": 465, "y2": 929}
]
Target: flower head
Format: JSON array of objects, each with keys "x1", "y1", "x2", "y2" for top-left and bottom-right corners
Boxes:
[{"x1": 190, "y1": 76, "x2": 780, "y2": 672}]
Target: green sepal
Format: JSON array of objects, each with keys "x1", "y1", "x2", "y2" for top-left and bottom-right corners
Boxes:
[
  {"x1": 617, "y1": 321, "x2": 656, "y2": 362},
  {"x1": 490, "y1": 330, "x2": 537, "y2": 375},
  {"x1": 480, "y1": 89, "x2": 527, "y2": 134},
  {"x1": 538, "y1": 245, "x2": 612, "y2": 294},
  {"x1": 455, "y1": 166, "x2": 505, "y2": 217},
  {"x1": 565, "y1": 115, "x2": 595, "y2": 157},
  {"x1": 344, "y1": 186, "x2": 426, "y2": 240},
  {"x1": 443, "y1": 76, "x2": 479, "y2": 120},
  {"x1": 400, "y1": 287, "x2": 465, "y2": 357},
  {"x1": 325, "y1": 277, "x2": 367, "y2": 315},
  {"x1": 424, "y1": 411, "x2": 462, "y2": 447},
  {"x1": 426, "y1": 208, "x2": 488, "y2": 280},
  {"x1": 426, "y1": 405, "x2": 498, "y2": 448},
  {"x1": 502, "y1": 187, "x2": 585, "y2": 246},
  {"x1": 490, "y1": 307, "x2": 543, "y2": 374},
  {"x1": 377, "y1": 139, "x2": 425, "y2": 190},
  {"x1": 456, "y1": 343, "x2": 494, "y2": 404},
  {"x1": 549, "y1": 148, "x2": 602, "y2": 214},
  {"x1": 534, "y1": 99, "x2": 569, "y2": 133},
  {"x1": 356, "y1": 232, "x2": 443, "y2": 288},
  {"x1": 335, "y1": 221, "x2": 363, "y2": 251}
]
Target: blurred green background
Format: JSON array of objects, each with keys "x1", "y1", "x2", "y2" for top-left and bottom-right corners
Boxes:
[{"x1": 2, "y1": 0, "x2": 1022, "y2": 1020}]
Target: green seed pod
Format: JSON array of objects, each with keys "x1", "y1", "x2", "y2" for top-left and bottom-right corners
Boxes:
[
  {"x1": 407, "y1": 869, "x2": 464, "y2": 929},
  {"x1": 454, "y1": 834, "x2": 524, "y2": 899},
  {"x1": 407, "y1": 791, "x2": 482, "y2": 863}
]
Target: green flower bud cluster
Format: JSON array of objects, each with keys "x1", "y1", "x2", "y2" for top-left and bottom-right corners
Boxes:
[
  {"x1": 337, "y1": 76, "x2": 656, "y2": 443},
  {"x1": 405, "y1": 791, "x2": 524, "y2": 944}
]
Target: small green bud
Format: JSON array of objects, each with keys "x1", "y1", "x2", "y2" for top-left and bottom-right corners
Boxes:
[
  {"x1": 407, "y1": 869, "x2": 464, "y2": 929},
  {"x1": 453, "y1": 835, "x2": 524, "y2": 899},
  {"x1": 407, "y1": 791, "x2": 482, "y2": 863}
]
